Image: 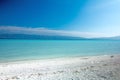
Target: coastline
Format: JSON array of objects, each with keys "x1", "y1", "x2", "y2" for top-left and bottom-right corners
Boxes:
[{"x1": 0, "y1": 54, "x2": 120, "y2": 80}]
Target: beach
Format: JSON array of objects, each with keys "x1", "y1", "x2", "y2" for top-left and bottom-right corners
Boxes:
[
  {"x1": 0, "y1": 54, "x2": 120, "y2": 80},
  {"x1": 1, "y1": 0, "x2": 120, "y2": 80}
]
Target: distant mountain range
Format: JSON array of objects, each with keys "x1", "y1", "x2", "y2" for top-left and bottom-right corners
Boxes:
[
  {"x1": 95, "y1": 36, "x2": 120, "y2": 40},
  {"x1": 0, "y1": 34, "x2": 86, "y2": 40},
  {"x1": 108, "y1": 36, "x2": 120, "y2": 40},
  {"x1": 0, "y1": 33, "x2": 120, "y2": 40}
]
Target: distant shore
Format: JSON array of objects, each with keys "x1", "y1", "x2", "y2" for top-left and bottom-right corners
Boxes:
[{"x1": 0, "y1": 54, "x2": 120, "y2": 80}]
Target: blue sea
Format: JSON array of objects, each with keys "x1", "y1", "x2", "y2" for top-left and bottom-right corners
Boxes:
[{"x1": 0, "y1": 39, "x2": 120, "y2": 62}]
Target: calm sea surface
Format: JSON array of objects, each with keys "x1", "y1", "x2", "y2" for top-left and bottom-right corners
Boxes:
[{"x1": 0, "y1": 39, "x2": 120, "y2": 62}]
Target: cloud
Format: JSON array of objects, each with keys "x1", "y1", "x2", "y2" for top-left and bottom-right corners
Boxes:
[{"x1": 0, "y1": 26, "x2": 115, "y2": 38}]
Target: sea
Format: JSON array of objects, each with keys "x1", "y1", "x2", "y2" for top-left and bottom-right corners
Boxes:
[{"x1": 0, "y1": 39, "x2": 120, "y2": 62}]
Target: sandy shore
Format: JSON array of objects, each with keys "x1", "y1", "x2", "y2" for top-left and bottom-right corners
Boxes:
[{"x1": 0, "y1": 54, "x2": 120, "y2": 80}]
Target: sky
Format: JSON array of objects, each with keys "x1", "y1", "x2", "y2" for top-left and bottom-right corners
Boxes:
[{"x1": 0, "y1": 0, "x2": 120, "y2": 38}]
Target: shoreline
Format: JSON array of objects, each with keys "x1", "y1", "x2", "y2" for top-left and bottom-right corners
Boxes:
[
  {"x1": 0, "y1": 54, "x2": 120, "y2": 80},
  {"x1": 0, "y1": 53, "x2": 119, "y2": 64}
]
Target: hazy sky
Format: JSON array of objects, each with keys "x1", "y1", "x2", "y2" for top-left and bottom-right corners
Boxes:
[{"x1": 0, "y1": 0, "x2": 120, "y2": 38}]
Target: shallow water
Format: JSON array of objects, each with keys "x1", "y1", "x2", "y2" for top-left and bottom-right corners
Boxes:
[{"x1": 0, "y1": 39, "x2": 120, "y2": 62}]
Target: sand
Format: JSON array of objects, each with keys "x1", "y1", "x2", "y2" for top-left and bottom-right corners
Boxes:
[{"x1": 0, "y1": 54, "x2": 120, "y2": 80}]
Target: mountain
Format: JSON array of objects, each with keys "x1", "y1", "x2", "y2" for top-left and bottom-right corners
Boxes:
[
  {"x1": 0, "y1": 33, "x2": 120, "y2": 40},
  {"x1": 88, "y1": 35, "x2": 120, "y2": 40},
  {"x1": 109, "y1": 36, "x2": 120, "y2": 40},
  {"x1": 0, "y1": 34, "x2": 86, "y2": 40}
]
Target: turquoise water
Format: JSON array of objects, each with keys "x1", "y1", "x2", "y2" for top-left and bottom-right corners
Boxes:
[{"x1": 0, "y1": 39, "x2": 120, "y2": 62}]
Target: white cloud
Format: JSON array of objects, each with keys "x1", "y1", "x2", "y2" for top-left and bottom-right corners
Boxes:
[{"x1": 0, "y1": 26, "x2": 116, "y2": 38}]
